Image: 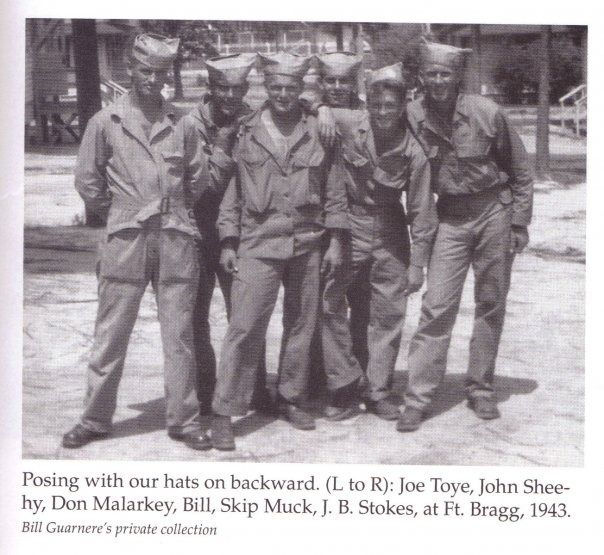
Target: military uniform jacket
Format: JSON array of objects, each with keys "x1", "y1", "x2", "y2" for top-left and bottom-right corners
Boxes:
[
  {"x1": 406, "y1": 93, "x2": 533, "y2": 227},
  {"x1": 333, "y1": 108, "x2": 438, "y2": 268},
  {"x1": 185, "y1": 94, "x2": 249, "y2": 236},
  {"x1": 75, "y1": 93, "x2": 231, "y2": 281},
  {"x1": 218, "y1": 105, "x2": 349, "y2": 260}
]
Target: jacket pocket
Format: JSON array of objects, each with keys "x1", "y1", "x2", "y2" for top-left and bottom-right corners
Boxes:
[
  {"x1": 454, "y1": 130, "x2": 493, "y2": 159},
  {"x1": 341, "y1": 144, "x2": 372, "y2": 197},
  {"x1": 162, "y1": 150, "x2": 184, "y2": 176},
  {"x1": 291, "y1": 148, "x2": 325, "y2": 209},
  {"x1": 240, "y1": 149, "x2": 274, "y2": 215},
  {"x1": 99, "y1": 229, "x2": 147, "y2": 281},
  {"x1": 159, "y1": 230, "x2": 200, "y2": 282},
  {"x1": 161, "y1": 150, "x2": 186, "y2": 199}
]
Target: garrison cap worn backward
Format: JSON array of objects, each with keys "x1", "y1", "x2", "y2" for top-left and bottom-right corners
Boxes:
[
  {"x1": 132, "y1": 33, "x2": 179, "y2": 70},
  {"x1": 257, "y1": 52, "x2": 312, "y2": 79},
  {"x1": 419, "y1": 41, "x2": 472, "y2": 70},
  {"x1": 205, "y1": 53, "x2": 257, "y2": 86},
  {"x1": 366, "y1": 62, "x2": 406, "y2": 90},
  {"x1": 318, "y1": 52, "x2": 362, "y2": 79}
]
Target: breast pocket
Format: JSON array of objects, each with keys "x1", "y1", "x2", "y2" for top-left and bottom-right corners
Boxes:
[
  {"x1": 341, "y1": 144, "x2": 372, "y2": 197},
  {"x1": 240, "y1": 149, "x2": 274, "y2": 215},
  {"x1": 161, "y1": 150, "x2": 185, "y2": 194},
  {"x1": 291, "y1": 148, "x2": 325, "y2": 209},
  {"x1": 454, "y1": 128, "x2": 493, "y2": 160}
]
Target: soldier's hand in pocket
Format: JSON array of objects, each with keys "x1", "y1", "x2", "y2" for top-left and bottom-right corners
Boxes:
[
  {"x1": 404, "y1": 265, "x2": 425, "y2": 296},
  {"x1": 321, "y1": 234, "x2": 345, "y2": 276},
  {"x1": 511, "y1": 225, "x2": 529, "y2": 254},
  {"x1": 220, "y1": 247, "x2": 239, "y2": 274}
]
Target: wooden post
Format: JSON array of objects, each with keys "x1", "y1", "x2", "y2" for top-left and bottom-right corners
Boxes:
[
  {"x1": 72, "y1": 19, "x2": 104, "y2": 227},
  {"x1": 535, "y1": 25, "x2": 551, "y2": 180},
  {"x1": 581, "y1": 26, "x2": 588, "y2": 85},
  {"x1": 335, "y1": 23, "x2": 344, "y2": 51},
  {"x1": 471, "y1": 24, "x2": 483, "y2": 95},
  {"x1": 72, "y1": 19, "x2": 102, "y2": 137},
  {"x1": 355, "y1": 23, "x2": 366, "y2": 102}
]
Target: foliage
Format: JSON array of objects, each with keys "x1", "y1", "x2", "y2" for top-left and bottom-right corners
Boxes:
[
  {"x1": 363, "y1": 23, "x2": 425, "y2": 88},
  {"x1": 494, "y1": 34, "x2": 585, "y2": 104}
]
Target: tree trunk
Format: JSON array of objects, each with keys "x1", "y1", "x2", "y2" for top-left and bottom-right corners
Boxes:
[
  {"x1": 172, "y1": 55, "x2": 184, "y2": 101},
  {"x1": 72, "y1": 19, "x2": 104, "y2": 227},
  {"x1": 535, "y1": 25, "x2": 551, "y2": 180},
  {"x1": 471, "y1": 24, "x2": 482, "y2": 95},
  {"x1": 72, "y1": 19, "x2": 102, "y2": 137},
  {"x1": 355, "y1": 23, "x2": 366, "y2": 101},
  {"x1": 335, "y1": 23, "x2": 344, "y2": 51}
]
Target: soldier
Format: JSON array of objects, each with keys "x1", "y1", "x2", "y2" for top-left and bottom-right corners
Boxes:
[
  {"x1": 211, "y1": 52, "x2": 348, "y2": 450},
  {"x1": 317, "y1": 52, "x2": 365, "y2": 109},
  {"x1": 185, "y1": 54, "x2": 272, "y2": 415},
  {"x1": 307, "y1": 52, "x2": 367, "y2": 395},
  {"x1": 62, "y1": 34, "x2": 231, "y2": 451},
  {"x1": 398, "y1": 42, "x2": 533, "y2": 432},
  {"x1": 321, "y1": 63, "x2": 438, "y2": 421}
]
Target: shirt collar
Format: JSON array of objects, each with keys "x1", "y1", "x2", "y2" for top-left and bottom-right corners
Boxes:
[{"x1": 109, "y1": 92, "x2": 177, "y2": 123}]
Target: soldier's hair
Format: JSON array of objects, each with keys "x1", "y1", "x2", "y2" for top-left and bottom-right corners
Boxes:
[
  {"x1": 369, "y1": 81, "x2": 406, "y2": 105},
  {"x1": 264, "y1": 73, "x2": 305, "y2": 87}
]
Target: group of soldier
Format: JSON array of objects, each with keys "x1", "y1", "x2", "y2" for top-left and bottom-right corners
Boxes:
[{"x1": 62, "y1": 31, "x2": 533, "y2": 453}]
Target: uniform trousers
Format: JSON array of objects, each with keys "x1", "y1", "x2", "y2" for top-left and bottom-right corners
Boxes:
[
  {"x1": 81, "y1": 226, "x2": 200, "y2": 434},
  {"x1": 193, "y1": 229, "x2": 268, "y2": 410},
  {"x1": 212, "y1": 249, "x2": 321, "y2": 416},
  {"x1": 322, "y1": 208, "x2": 409, "y2": 401},
  {"x1": 405, "y1": 199, "x2": 514, "y2": 410},
  {"x1": 308, "y1": 247, "x2": 370, "y2": 393}
]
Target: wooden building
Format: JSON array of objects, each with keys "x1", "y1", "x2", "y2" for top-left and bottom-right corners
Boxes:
[{"x1": 25, "y1": 19, "x2": 137, "y2": 143}]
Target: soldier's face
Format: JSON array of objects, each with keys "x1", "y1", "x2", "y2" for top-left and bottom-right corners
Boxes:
[
  {"x1": 211, "y1": 83, "x2": 248, "y2": 118},
  {"x1": 422, "y1": 64, "x2": 460, "y2": 104},
  {"x1": 321, "y1": 75, "x2": 356, "y2": 108},
  {"x1": 265, "y1": 75, "x2": 303, "y2": 115},
  {"x1": 129, "y1": 61, "x2": 169, "y2": 99},
  {"x1": 368, "y1": 87, "x2": 404, "y2": 133}
]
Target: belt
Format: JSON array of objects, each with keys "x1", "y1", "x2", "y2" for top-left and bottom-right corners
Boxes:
[
  {"x1": 437, "y1": 184, "x2": 509, "y2": 219},
  {"x1": 349, "y1": 202, "x2": 401, "y2": 217},
  {"x1": 111, "y1": 196, "x2": 186, "y2": 214}
]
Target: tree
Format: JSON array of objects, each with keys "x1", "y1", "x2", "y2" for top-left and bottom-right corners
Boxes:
[
  {"x1": 72, "y1": 19, "x2": 104, "y2": 227},
  {"x1": 72, "y1": 20, "x2": 102, "y2": 136},
  {"x1": 140, "y1": 20, "x2": 219, "y2": 100},
  {"x1": 363, "y1": 23, "x2": 425, "y2": 87},
  {"x1": 536, "y1": 25, "x2": 551, "y2": 180},
  {"x1": 494, "y1": 32, "x2": 585, "y2": 104}
]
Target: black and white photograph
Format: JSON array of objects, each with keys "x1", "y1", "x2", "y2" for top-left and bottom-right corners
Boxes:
[{"x1": 19, "y1": 17, "x2": 586, "y2": 467}]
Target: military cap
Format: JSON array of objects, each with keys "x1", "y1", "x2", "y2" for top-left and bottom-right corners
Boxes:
[
  {"x1": 419, "y1": 41, "x2": 472, "y2": 70},
  {"x1": 318, "y1": 52, "x2": 362, "y2": 79},
  {"x1": 366, "y1": 62, "x2": 406, "y2": 90},
  {"x1": 205, "y1": 53, "x2": 257, "y2": 86},
  {"x1": 257, "y1": 52, "x2": 312, "y2": 79},
  {"x1": 132, "y1": 33, "x2": 179, "y2": 70}
]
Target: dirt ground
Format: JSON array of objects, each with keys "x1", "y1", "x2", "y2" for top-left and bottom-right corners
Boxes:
[{"x1": 22, "y1": 129, "x2": 585, "y2": 466}]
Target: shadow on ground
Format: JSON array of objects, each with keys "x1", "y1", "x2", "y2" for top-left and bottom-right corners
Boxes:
[{"x1": 106, "y1": 371, "x2": 538, "y2": 443}]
